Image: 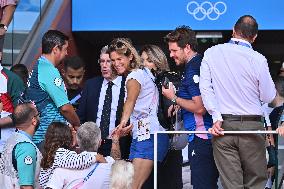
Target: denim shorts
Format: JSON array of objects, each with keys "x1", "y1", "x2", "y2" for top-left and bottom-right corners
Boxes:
[{"x1": 129, "y1": 134, "x2": 169, "y2": 162}]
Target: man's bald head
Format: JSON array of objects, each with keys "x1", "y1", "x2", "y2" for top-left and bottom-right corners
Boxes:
[
  {"x1": 234, "y1": 15, "x2": 258, "y2": 41},
  {"x1": 13, "y1": 102, "x2": 37, "y2": 126}
]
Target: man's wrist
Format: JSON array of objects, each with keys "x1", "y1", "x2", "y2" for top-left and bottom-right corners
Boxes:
[
  {"x1": 112, "y1": 138, "x2": 119, "y2": 144},
  {"x1": 0, "y1": 24, "x2": 8, "y2": 31},
  {"x1": 171, "y1": 96, "x2": 178, "y2": 105}
]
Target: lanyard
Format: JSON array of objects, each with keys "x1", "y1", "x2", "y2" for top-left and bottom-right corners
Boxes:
[
  {"x1": 229, "y1": 40, "x2": 252, "y2": 48},
  {"x1": 71, "y1": 163, "x2": 99, "y2": 189}
]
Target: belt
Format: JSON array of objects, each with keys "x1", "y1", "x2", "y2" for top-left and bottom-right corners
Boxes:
[{"x1": 222, "y1": 114, "x2": 262, "y2": 122}]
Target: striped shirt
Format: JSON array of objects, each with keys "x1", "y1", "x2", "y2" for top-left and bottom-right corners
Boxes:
[{"x1": 39, "y1": 148, "x2": 97, "y2": 188}]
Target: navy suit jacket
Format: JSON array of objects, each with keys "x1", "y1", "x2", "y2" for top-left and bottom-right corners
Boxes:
[{"x1": 77, "y1": 76, "x2": 126, "y2": 125}]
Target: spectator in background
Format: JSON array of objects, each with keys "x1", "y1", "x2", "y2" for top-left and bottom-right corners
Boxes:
[
  {"x1": 0, "y1": 58, "x2": 24, "y2": 153},
  {"x1": 61, "y1": 56, "x2": 85, "y2": 109},
  {"x1": 110, "y1": 160, "x2": 134, "y2": 189},
  {"x1": 0, "y1": 0, "x2": 18, "y2": 63},
  {"x1": 77, "y1": 46, "x2": 131, "y2": 159},
  {"x1": 10, "y1": 63, "x2": 29, "y2": 86},
  {"x1": 200, "y1": 15, "x2": 281, "y2": 188},
  {"x1": 0, "y1": 102, "x2": 42, "y2": 189},
  {"x1": 45, "y1": 122, "x2": 132, "y2": 189},
  {"x1": 23, "y1": 30, "x2": 80, "y2": 152}
]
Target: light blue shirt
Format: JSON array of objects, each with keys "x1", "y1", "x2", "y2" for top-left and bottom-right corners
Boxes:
[{"x1": 14, "y1": 130, "x2": 37, "y2": 186}]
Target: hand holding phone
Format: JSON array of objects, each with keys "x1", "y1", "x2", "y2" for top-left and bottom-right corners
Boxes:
[{"x1": 163, "y1": 77, "x2": 170, "y2": 89}]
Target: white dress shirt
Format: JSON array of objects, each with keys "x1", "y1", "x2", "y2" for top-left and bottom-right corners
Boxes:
[
  {"x1": 96, "y1": 76, "x2": 122, "y2": 137},
  {"x1": 200, "y1": 38, "x2": 276, "y2": 123}
]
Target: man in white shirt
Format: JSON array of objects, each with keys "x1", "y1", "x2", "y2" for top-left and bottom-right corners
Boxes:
[
  {"x1": 46, "y1": 121, "x2": 132, "y2": 189},
  {"x1": 200, "y1": 15, "x2": 281, "y2": 189}
]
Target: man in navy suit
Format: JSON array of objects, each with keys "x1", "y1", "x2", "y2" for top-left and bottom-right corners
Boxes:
[{"x1": 77, "y1": 46, "x2": 131, "y2": 158}]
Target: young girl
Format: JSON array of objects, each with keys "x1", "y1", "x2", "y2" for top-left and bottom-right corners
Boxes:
[{"x1": 39, "y1": 122, "x2": 105, "y2": 188}]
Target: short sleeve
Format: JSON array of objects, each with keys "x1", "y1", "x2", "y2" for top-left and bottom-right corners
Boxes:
[
  {"x1": 14, "y1": 142, "x2": 37, "y2": 186},
  {"x1": 126, "y1": 69, "x2": 144, "y2": 86},
  {"x1": 38, "y1": 63, "x2": 69, "y2": 108},
  {"x1": 185, "y1": 63, "x2": 201, "y2": 97}
]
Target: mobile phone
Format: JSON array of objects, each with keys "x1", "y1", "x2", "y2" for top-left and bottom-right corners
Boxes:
[{"x1": 163, "y1": 77, "x2": 170, "y2": 89}]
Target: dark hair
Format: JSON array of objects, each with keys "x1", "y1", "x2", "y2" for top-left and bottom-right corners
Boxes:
[
  {"x1": 234, "y1": 15, "x2": 258, "y2": 40},
  {"x1": 275, "y1": 76, "x2": 284, "y2": 98},
  {"x1": 63, "y1": 56, "x2": 85, "y2": 70},
  {"x1": 41, "y1": 122, "x2": 73, "y2": 169},
  {"x1": 13, "y1": 102, "x2": 36, "y2": 125},
  {"x1": 164, "y1": 25, "x2": 198, "y2": 51},
  {"x1": 42, "y1": 30, "x2": 69, "y2": 54},
  {"x1": 10, "y1": 64, "x2": 29, "y2": 84}
]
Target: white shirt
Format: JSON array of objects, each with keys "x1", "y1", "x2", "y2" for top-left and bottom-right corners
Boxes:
[
  {"x1": 126, "y1": 68, "x2": 164, "y2": 139},
  {"x1": 96, "y1": 76, "x2": 122, "y2": 137},
  {"x1": 0, "y1": 70, "x2": 12, "y2": 152},
  {"x1": 46, "y1": 155, "x2": 115, "y2": 189},
  {"x1": 200, "y1": 38, "x2": 276, "y2": 123},
  {"x1": 39, "y1": 148, "x2": 97, "y2": 188}
]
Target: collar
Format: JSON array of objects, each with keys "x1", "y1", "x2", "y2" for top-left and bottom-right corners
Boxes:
[
  {"x1": 229, "y1": 38, "x2": 252, "y2": 48},
  {"x1": 0, "y1": 64, "x2": 3, "y2": 71},
  {"x1": 103, "y1": 76, "x2": 121, "y2": 87},
  {"x1": 186, "y1": 53, "x2": 199, "y2": 65},
  {"x1": 17, "y1": 130, "x2": 33, "y2": 141},
  {"x1": 39, "y1": 55, "x2": 55, "y2": 67}
]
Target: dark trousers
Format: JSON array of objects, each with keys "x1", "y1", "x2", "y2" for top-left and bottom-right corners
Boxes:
[
  {"x1": 142, "y1": 149, "x2": 183, "y2": 189},
  {"x1": 188, "y1": 136, "x2": 219, "y2": 189},
  {"x1": 98, "y1": 134, "x2": 132, "y2": 159},
  {"x1": 213, "y1": 119, "x2": 267, "y2": 189}
]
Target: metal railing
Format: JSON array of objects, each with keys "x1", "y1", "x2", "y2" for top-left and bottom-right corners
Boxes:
[{"x1": 153, "y1": 130, "x2": 280, "y2": 189}]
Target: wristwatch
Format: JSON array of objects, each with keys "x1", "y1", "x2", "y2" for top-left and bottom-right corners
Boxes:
[
  {"x1": 171, "y1": 96, "x2": 178, "y2": 105},
  {"x1": 0, "y1": 24, "x2": 8, "y2": 31}
]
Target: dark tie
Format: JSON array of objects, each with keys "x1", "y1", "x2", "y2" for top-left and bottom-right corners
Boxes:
[{"x1": 100, "y1": 81, "x2": 113, "y2": 139}]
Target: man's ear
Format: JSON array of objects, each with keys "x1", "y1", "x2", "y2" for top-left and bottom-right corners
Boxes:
[
  {"x1": 184, "y1": 44, "x2": 191, "y2": 54},
  {"x1": 232, "y1": 28, "x2": 236, "y2": 38},
  {"x1": 252, "y1": 34, "x2": 257, "y2": 43},
  {"x1": 61, "y1": 68, "x2": 66, "y2": 76}
]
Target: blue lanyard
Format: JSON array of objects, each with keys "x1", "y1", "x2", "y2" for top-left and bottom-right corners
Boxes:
[
  {"x1": 83, "y1": 163, "x2": 99, "y2": 182},
  {"x1": 229, "y1": 40, "x2": 252, "y2": 49}
]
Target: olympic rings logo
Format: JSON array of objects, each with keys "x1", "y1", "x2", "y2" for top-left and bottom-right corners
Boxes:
[{"x1": 186, "y1": 1, "x2": 227, "y2": 21}]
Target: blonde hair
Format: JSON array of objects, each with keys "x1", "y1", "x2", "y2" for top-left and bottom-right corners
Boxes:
[
  {"x1": 110, "y1": 160, "x2": 134, "y2": 189},
  {"x1": 108, "y1": 38, "x2": 141, "y2": 71},
  {"x1": 140, "y1": 44, "x2": 169, "y2": 74}
]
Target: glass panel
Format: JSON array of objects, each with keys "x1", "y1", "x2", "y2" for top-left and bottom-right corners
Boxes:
[{"x1": 2, "y1": 0, "x2": 46, "y2": 67}]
